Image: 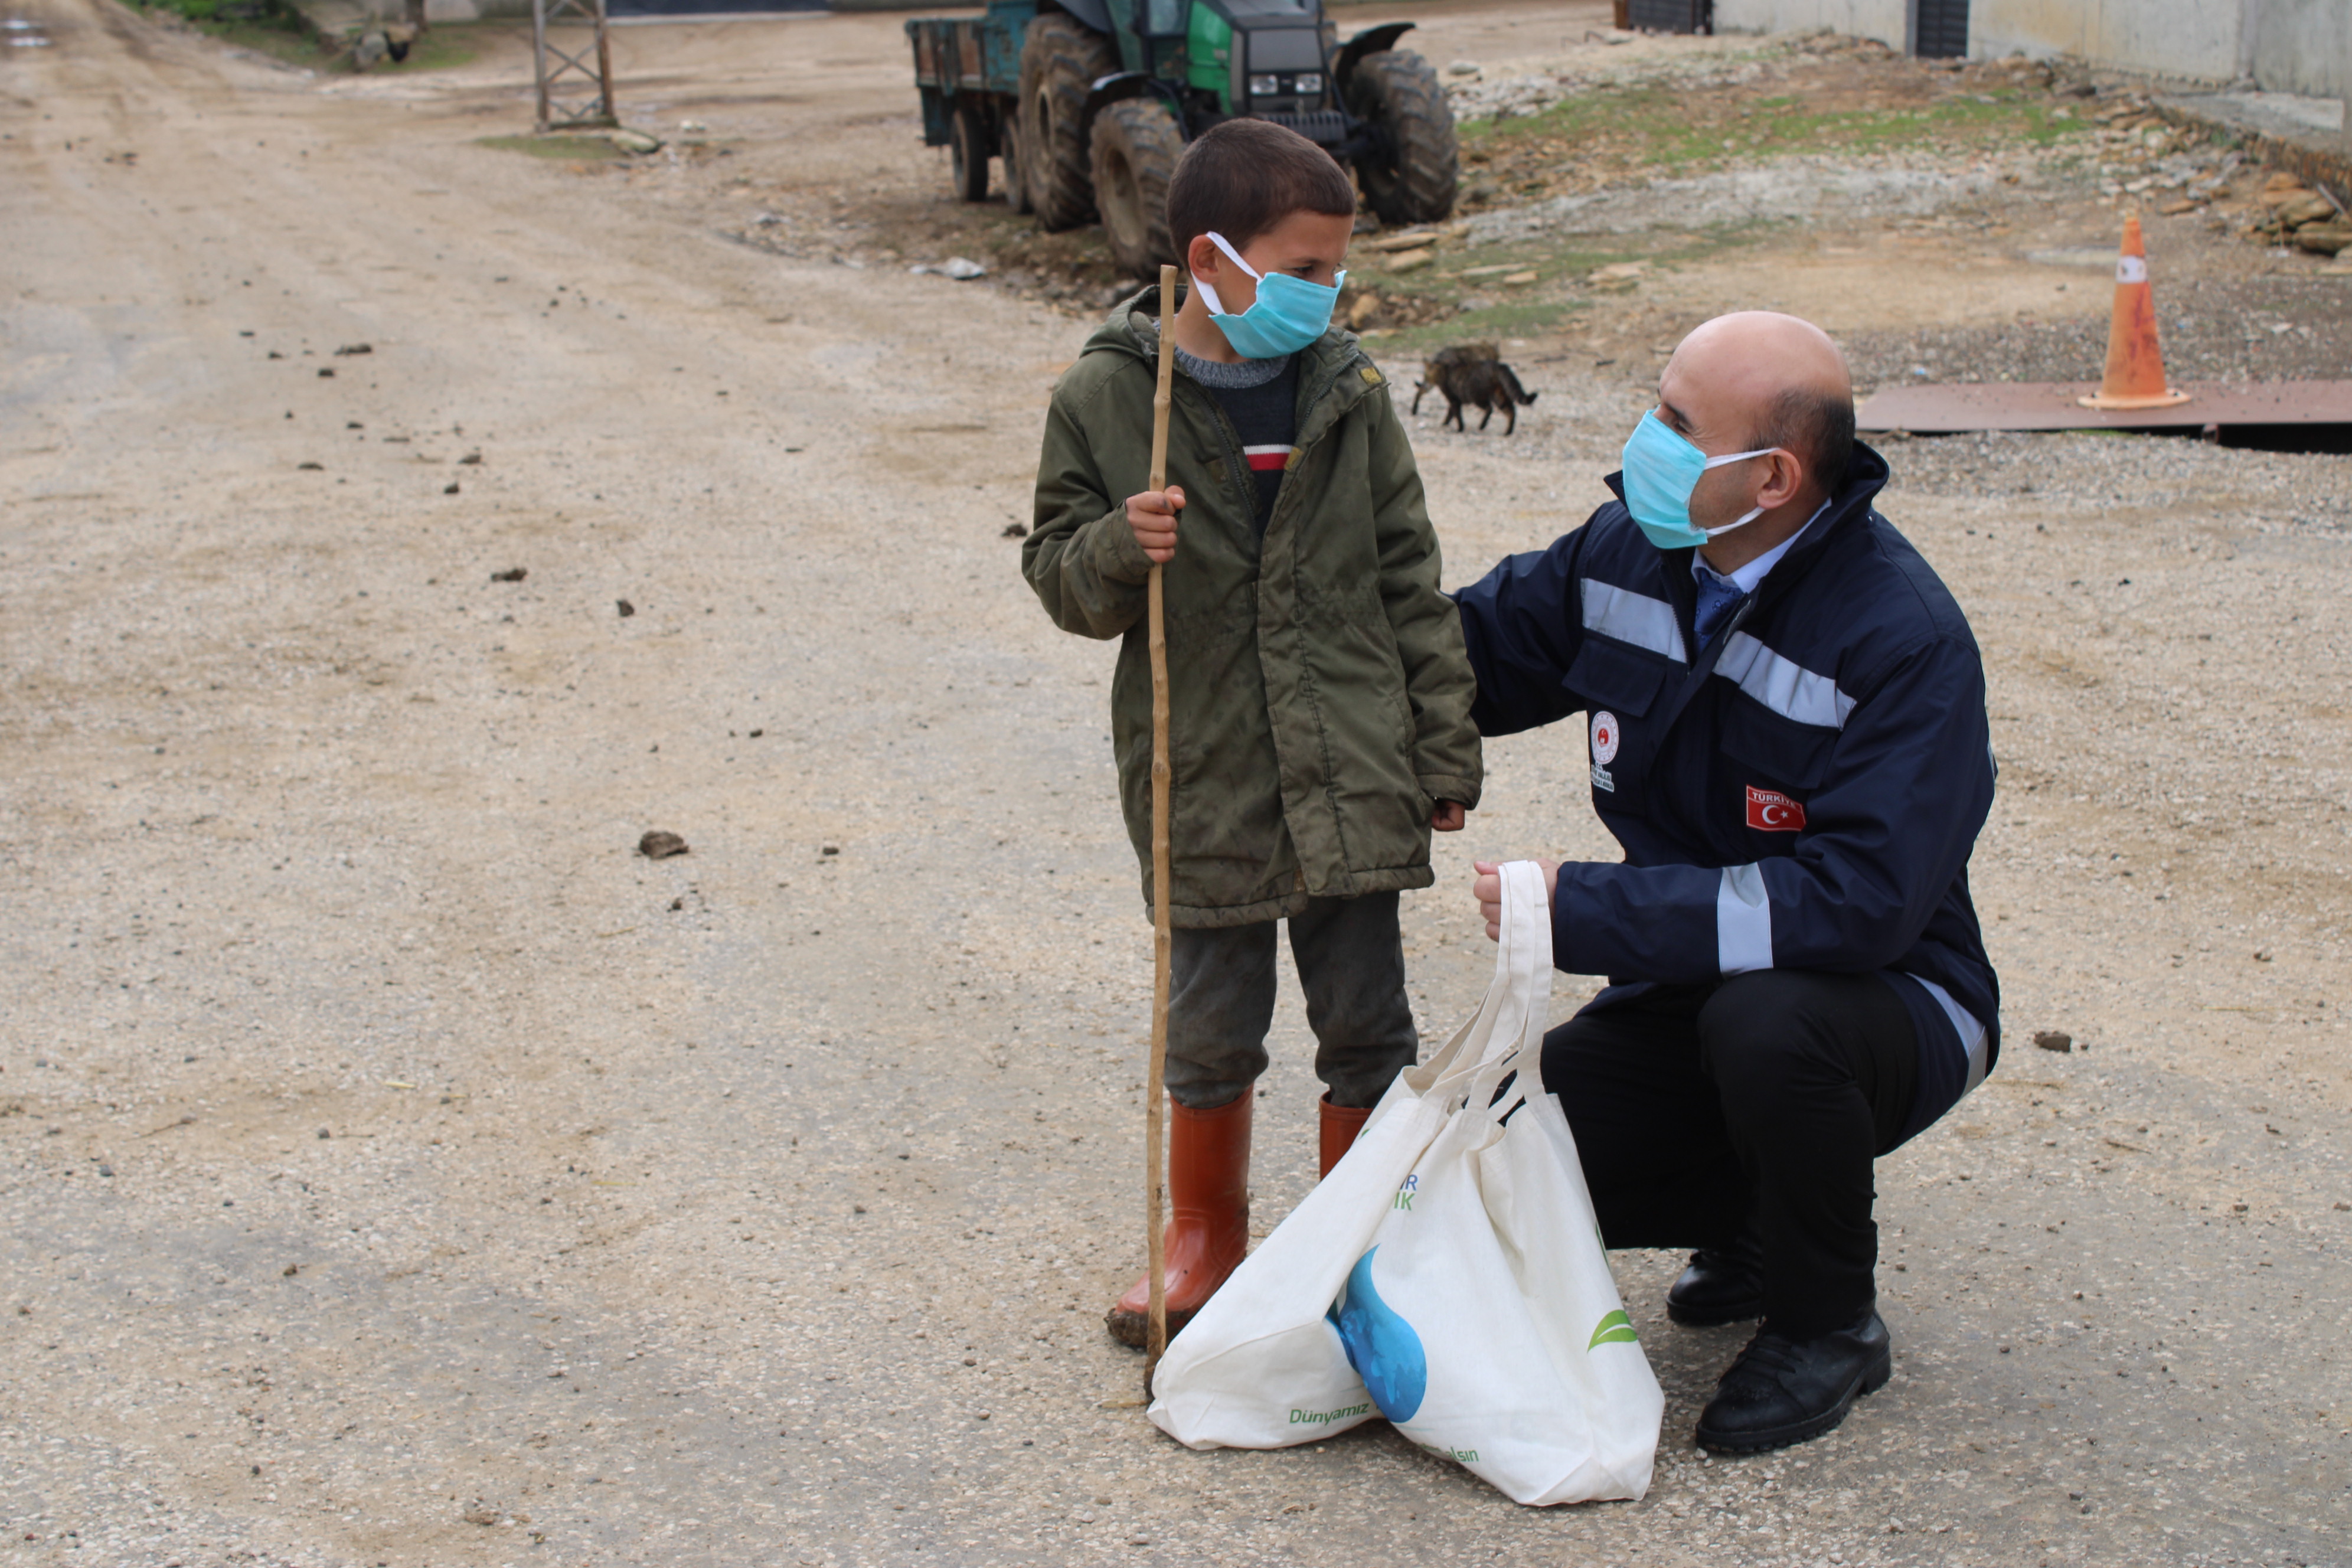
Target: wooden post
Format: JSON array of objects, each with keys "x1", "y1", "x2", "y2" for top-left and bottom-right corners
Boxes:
[{"x1": 1144, "y1": 263, "x2": 1177, "y2": 1388}]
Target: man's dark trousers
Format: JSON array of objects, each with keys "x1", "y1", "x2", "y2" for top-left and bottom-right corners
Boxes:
[{"x1": 1541, "y1": 969, "x2": 1919, "y2": 1338}]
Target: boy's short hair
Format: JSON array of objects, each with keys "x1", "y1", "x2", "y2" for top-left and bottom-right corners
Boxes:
[{"x1": 1166, "y1": 119, "x2": 1357, "y2": 258}]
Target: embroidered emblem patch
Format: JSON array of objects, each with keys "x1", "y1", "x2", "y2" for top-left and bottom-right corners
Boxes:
[
  {"x1": 1746, "y1": 786, "x2": 1806, "y2": 831},
  {"x1": 1590, "y1": 711, "x2": 1620, "y2": 765}
]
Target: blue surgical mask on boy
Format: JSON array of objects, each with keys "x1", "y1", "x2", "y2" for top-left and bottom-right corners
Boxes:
[
  {"x1": 1619, "y1": 410, "x2": 1776, "y2": 551},
  {"x1": 1191, "y1": 231, "x2": 1343, "y2": 360}
]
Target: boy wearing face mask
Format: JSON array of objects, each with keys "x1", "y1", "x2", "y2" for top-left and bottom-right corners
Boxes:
[{"x1": 1023, "y1": 118, "x2": 1482, "y2": 1350}]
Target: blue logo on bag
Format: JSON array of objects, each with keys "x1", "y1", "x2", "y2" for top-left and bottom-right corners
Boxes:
[{"x1": 1326, "y1": 1247, "x2": 1427, "y2": 1422}]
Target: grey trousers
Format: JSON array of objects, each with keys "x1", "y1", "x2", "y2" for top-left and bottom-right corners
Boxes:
[{"x1": 1164, "y1": 891, "x2": 1419, "y2": 1111}]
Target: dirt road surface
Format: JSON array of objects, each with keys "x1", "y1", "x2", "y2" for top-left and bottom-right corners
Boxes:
[{"x1": 4, "y1": 3, "x2": 2348, "y2": 1565}]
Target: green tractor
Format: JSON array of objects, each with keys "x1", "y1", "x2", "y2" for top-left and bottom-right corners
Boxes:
[{"x1": 907, "y1": 0, "x2": 1459, "y2": 276}]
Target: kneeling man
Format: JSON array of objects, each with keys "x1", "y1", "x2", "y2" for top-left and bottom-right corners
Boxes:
[{"x1": 1456, "y1": 312, "x2": 1997, "y2": 1453}]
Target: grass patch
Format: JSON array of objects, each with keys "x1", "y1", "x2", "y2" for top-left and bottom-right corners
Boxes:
[
  {"x1": 130, "y1": 0, "x2": 486, "y2": 72},
  {"x1": 479, "y1": 133, "x2": 629, "y2": 162},
  {"x1": 1459, "y1": 80, "x2": 2092, "y2": 181},
  {"x1": 192, "y1": 15, "x2": 332, "y2": 66},
  {"x1": 383, "y1": 25, "x2": 482, "y2": 71}
]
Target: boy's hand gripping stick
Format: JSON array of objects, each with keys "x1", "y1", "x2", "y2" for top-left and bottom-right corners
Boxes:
[{"x1": 1145, "y1": 264, "x2": 1177, "y2": 1389}]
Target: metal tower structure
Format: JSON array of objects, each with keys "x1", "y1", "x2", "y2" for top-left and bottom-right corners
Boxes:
[{"x1": 533, "y1": 0, "x2": 618, "y2": 132}]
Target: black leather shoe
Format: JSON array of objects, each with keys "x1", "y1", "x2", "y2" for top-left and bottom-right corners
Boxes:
[
  {"x1": 1665, "y1": 1231, "x2": 1765, "y2": 1327},
  {"x1": 1693, "y1": 1309, "x2": 1892, "y2": 1453}
]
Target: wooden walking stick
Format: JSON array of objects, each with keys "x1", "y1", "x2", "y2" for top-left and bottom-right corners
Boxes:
[{"x1": 1144, "y1": 262, "x2": 1178, "y2": 1390}]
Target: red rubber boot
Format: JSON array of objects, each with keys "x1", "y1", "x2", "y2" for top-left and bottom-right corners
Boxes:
[
  {"x1": 1106, "y1": 1092, "x2": 1252, "y2": 1349},
  {"x1": 1319, "y1": 1093, "x2": 1372, "y2": 1178}
]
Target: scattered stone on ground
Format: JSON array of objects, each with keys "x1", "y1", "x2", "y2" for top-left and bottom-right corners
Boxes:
[{"x1": 638, "y1": 830, "x2": 690, "y2": 860}]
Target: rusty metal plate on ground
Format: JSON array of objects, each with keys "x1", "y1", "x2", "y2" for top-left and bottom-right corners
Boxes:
[{"x1": 1854, "y1": 381, "x2": 2352, "y2": 433}]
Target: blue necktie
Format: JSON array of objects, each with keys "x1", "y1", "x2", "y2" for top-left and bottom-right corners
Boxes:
[{"x1": 1694, "y1": 573, "x2": 1746, "y2": 646}]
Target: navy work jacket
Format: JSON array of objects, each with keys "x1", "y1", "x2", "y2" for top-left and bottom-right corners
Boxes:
[{"x1": 1453, "y1": 442, "x2": 2001, "y2": 1109}]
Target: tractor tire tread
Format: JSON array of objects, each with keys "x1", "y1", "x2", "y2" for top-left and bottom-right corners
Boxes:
[
  {"x1": 1349, "y1": 49, "x2": 1458, "y2": 227},
  {"x1": 1020, "y1": 14, "x2": 1119, "y2": 232},
  {"x1": 1091, "y1": 98, "x2": 1184, "y2": 277}
]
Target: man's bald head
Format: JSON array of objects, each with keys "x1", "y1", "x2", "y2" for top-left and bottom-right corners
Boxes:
[{"x1": 1661, "y1": 312, "x2": 1856, "y2": 503}]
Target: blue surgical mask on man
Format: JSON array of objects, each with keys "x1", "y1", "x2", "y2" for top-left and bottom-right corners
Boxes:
[
  {"x1": 1191, "y1": 231, "x2": 1344, "y2": 361},
  {"x1": 1619, "y1": 410, "x2": 1776, "y2": 551}
]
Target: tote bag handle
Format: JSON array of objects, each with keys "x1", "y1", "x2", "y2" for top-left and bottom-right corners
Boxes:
[{"x1": 1412, "y1": 860, "x2": 1556, "y2": 1121}]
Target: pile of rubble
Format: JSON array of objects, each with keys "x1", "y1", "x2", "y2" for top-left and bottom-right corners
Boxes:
[
  {"x1": 2246, "y1": 169, "x2": 2352, "y2": 255},
  {"x1": 2077, "y1": 97, "x2": 2240, "y2": 206},
  {"x1": 1439, "y1": 52, "x2": 1772, "y2": 125}
]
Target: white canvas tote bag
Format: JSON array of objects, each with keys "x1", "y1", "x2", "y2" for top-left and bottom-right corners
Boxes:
[{"x1": 1146, "y1": 861, "x2": 1663, "y2": 1505}]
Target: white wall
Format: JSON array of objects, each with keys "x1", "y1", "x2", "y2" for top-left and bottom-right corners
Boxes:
[
  {"x1": 1972, "y1": 0, "x2": 2239, "y2": 82},
  {"x1": 1719, "y1": 0, "x2": 2346, "y2": 100},
  {"x1": 1713, "y1": 0, "x2": 1910, "y2": 51},
  {"x1": 2243, "y1": 0, "x2": 2351, "y2": 100}
]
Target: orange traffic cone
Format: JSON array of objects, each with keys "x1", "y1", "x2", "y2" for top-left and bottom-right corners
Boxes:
[{"x1": 2078, "y1": 215, "x2": 2190, "y2": 410}]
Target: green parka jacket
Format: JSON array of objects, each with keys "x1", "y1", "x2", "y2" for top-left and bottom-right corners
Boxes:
[{"x1": 1023, "y1": 286, "x2": 1483, "y2": 927}]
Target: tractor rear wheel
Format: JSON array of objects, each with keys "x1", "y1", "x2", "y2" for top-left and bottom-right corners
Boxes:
[
  {"x1": 1019, "y1": 13, "x2": 1119, "y2": 231},
  {"x1": 1091, "y1": 98, "x2": 1183, "y2": 278},
  {"x1": 1002, "y1": 112, "x2": 1034, "y2": 215},
  {"x1": 949, "y1": 104, "x2": 991, "y2": 203},
  {"x1": 1346, "y1": 48, "x2": 1458, "y2": 227}
]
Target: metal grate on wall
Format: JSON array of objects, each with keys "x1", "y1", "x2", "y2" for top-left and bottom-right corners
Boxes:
[
  {"x1": 1627, "y1": 0, "x2": 1711, "y2": 35},
  {"x1": 1913, "y1": 0, "x2": 1968, "y2": 58}
]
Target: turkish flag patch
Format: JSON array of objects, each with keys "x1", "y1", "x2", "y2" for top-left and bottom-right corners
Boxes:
[{"x1": 1745, "y1": 786, "x2": 1807, "y2": 832}]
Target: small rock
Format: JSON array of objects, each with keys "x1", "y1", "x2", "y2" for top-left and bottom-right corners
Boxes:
[
  {"x1": 2273, "y1": 193, "x2": 2336, "y2": 227},
  {"x1": 2033, "y1": 1030, "x2": 2073, "y2": 1053},
  {"x1": 297, "y1": 461, "x2": 324, "y2": 471},
  {"x1": 332, "y1": 342, "x2": 373, "y2": 357},
  {"x1": 2157, "y1": 198, "x2": 2200, "y2": 216},
  {"x1": 639, "y1": 830, "x2": 690, "y2": 860},
  {"x1": 458, "y1": 451, "x2": 482, "y2": 465},
  {"x1": 1446, "y1": 59, "x2": 1481, "y2": 77},
  {"x1": 317, "y1": 1128, "x2": 331, "y2": 1139},
  {"x1": 2292, "y1": 224, "x2": 2352, "y2": 256},
  {"x1": 668, "y1": 896, "x2": 684, "y2": 912},
  {"x1": 443, "y1": 481, "x2": 460, "y2": 495},
  {"x1": 1001, "y1": 522, "x2": 1028, "y2": 538},
  {"x1": 609, "y1": 129, "x2": 662, "y2": 155},
  {"x1": 461, "y1": 1505, "x2": 500, "y2": 1526},
  {"x1": 616, "y1": 599, "x2": 636, "y2": 617},
  {"x1": 910, "y1": 256, "x2": 989, "y2": 280},
  {"x1": 1385, "y1": 248, "x2": 1436, "y2": 273},
  {"x1": 2255, "y1": 948, "x2": 2273, "y2": 962},
  {"x1": 318, "y1": 367, "x2": 335, "y2": 378},
  {"x1": 489, "y1": 567, "x2": 527, "y2": 583},
  {"x1": 282, "y1": 1263, "x2": 299, "y2": 1276},
  {"x1": 1501, "y1": 270, "x2": 1538, "y2": 285},
  {"x1": 821, "y1": 844, "x2": 840, "y2": 857}
]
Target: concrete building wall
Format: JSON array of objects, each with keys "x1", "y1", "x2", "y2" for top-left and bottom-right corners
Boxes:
[
  {"x1": 1717, "y1": 0, "x2": 2346, "y2": 100},
  {"x1": 1972, "y1": 0, "x2": 2240, "y2": 82},
  {"x1": 1713, "y1": 0, "x2": 1910, "y2": 51},
  {"x1": 2243, "y1": 0, "x2": 2351, "y2": 100}
]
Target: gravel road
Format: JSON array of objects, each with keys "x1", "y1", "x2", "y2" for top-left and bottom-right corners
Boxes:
[{"x1": 2, "y1": 4, "x2": 2347, "y2": 1566}]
